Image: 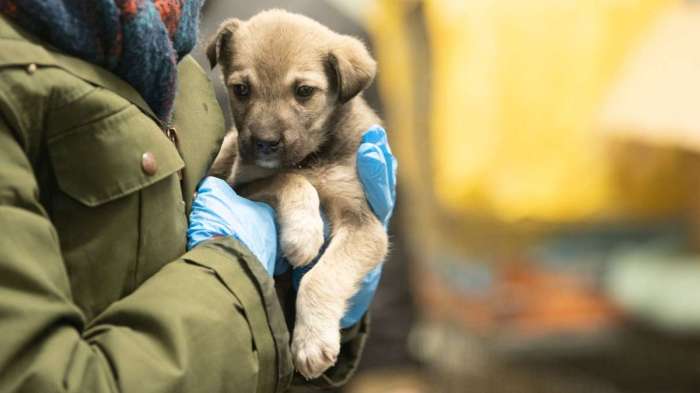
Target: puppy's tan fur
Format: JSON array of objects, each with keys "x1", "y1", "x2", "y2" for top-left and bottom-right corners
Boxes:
[{"x1": 207, "y1": 10, "x2": 388, "y2": 379}]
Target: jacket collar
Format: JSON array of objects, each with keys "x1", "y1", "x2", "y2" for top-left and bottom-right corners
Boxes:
[{"x1": 0, "y1": 15, "x2": 160, "y2": 125}]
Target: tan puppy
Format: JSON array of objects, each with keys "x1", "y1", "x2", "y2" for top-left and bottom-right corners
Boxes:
[{"x1": 207, "y1": 10, "x2": 388, "y2": 379}]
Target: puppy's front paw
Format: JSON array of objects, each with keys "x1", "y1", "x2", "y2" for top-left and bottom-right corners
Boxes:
[
  {"x1": 280, "y1": 212, "x2": 324, "y2": 267},
  {"x1": 292, "y1": 322, "x2": 340, "y2": 380}
]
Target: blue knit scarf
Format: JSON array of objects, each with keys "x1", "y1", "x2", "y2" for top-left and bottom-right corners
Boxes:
[{"x1": 0, "y1": 0, "x2": 203, "y2": 122}]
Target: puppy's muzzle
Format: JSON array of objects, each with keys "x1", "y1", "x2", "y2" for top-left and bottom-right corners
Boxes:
[{"x1": 253, "y1": 136, "x2": 282, "y2": 156}]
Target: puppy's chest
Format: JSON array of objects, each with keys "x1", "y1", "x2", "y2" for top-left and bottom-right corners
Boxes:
[
  {"x1": 299, "y1": 150, "x2": 358, "y2": 179},
  {"x1": 297, "y1": 150, "x2": 353, "y2": 172},
  {"x1": 303, "y1": 162, "x2": 364, "y2": 202}
]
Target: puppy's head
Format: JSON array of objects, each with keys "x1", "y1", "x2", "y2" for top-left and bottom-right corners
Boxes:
[{"x1": 207, "y1": 9, "x2": 376, "y2": 169}]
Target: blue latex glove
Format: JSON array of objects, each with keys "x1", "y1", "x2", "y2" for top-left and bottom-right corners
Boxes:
[
  {"x1": 187, "y1": 176, "x2": 283, "y2": 276},
  {"x1": 293, "y1": 125, "x2": 397, "y2": 328},
  {"x1": 356, "y1": 125, "x2": 397, "y2": 228}
]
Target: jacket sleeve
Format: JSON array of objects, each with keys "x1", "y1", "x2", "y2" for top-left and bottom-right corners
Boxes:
[{"x1": 0, "y1": 116, "x2": 293, "y2": 392}]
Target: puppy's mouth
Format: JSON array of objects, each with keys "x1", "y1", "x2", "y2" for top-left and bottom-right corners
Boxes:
[
  {"x1": 255, "y1": 156, "x2": 281, "y2": 169},
  {"x1": 238, "y1": 136, "x2": 284, "y2": 169}
]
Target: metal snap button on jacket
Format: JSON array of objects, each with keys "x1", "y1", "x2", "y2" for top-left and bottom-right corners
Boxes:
[{"x1": 141, "y1": 152, "x2": 158, "y2": 175}]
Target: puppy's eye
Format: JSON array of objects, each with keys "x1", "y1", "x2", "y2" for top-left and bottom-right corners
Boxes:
[
  {"x1": 295, "y1": 85, "x2": 315, "y2": 99},
  {"x1": 232, "y1": 83, "x2": 250, "y2": 98}
]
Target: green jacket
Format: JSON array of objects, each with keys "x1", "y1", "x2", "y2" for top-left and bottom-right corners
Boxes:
[{"x1": 0, "y1": 16, "x2": 366, "y2": 393}]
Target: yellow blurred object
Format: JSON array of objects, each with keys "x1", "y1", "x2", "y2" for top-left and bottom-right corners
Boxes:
[
  {"x1": 370, "y1": 0, "x2": 679, "y2": 223},
  {"x1": 600, "y1": 2, "x2": 700, "y2": 151}
]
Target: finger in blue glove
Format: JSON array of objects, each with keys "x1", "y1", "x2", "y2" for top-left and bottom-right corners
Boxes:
[
  {"x1": 187, "y1": 176, "x2": 279, "y2": 276},
  {"x1": 357, "y1": 125, "x2": 397, "y2": 227}
]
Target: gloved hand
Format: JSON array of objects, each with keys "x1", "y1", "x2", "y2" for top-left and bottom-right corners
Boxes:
[
  {"x1": 187, "y1": 176, "x2": 282, "y2": 276},
  {"x1": 293, "y1": 125, "x2": 397, "y2": 328}
]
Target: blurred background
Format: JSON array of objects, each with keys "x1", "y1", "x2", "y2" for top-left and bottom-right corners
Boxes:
[{"x1": 195, "y1": 1, "x2": 700, "y2": 392}]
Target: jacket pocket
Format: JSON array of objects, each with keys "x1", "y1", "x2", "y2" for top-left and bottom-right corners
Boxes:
[
  {"x1": 46, "y1": 103, "x2": 187, "y2": 319},
  {"x1": 47, "y1": 105, "x2": 184, "y2": 207}
]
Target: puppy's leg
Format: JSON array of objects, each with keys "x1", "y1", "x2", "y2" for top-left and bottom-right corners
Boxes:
[
  {"x1": 209, "y1": 129, "x2": 239, "y2": 183},
  {"x1": 292, "y1": 205, "x2": 388, "y2": 379},
  {"x1": 238, "y1": 173, "x2": 325, "y2": 267}
]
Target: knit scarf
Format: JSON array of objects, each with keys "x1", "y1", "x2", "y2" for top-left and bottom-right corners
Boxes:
[{"x1": 0, "y1": 0, "x2": 203, "y2": 122}]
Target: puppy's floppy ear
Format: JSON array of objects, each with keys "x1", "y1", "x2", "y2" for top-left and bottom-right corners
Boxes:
[
  {"x1": 206, "y1": 18, "x2": 240, "y2": 69},
  {"x1": 327, "y1": 35, "x2": 377, "y2": 103}
]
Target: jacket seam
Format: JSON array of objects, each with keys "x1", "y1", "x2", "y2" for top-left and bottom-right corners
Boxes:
[
  {"x1": 46, "y1": 103, "x2": 133, "y2": 143},
  {"x1": 0, "y1": 88, "x2": 21, "y2": 139},
  {"x1": 47, "y1": 82, "x2": 99, "y2": 111},
  {"x1": 210, "y1": 241, "x2": 291, "y2": 393}
]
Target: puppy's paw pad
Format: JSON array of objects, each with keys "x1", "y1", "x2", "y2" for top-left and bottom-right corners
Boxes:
[
  {"x1": 292, "y1": 326, "x2": 340, "y2": 380},
  {"x1": 281, "y1": 214, "x2": 324, "y2": 267}
]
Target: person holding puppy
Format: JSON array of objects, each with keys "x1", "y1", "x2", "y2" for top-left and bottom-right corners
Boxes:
[{"x1": 0, "y1": 1, "x2": 395, "y2": 392}]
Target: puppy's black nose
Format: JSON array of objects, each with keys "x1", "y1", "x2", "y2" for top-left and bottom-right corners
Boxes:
[{"x1": 253, "y1": 137, "x2": 282, "y2": 155}]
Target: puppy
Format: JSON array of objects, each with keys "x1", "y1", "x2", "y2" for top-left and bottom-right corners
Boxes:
[{"x1": 206, "y1": 10, "x2": 389, "y2": 379}]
